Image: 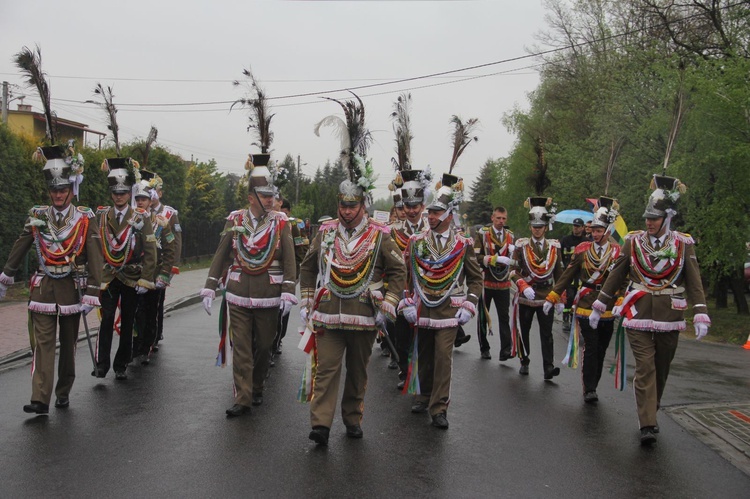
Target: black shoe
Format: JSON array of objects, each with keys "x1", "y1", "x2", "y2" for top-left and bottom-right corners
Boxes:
[
  {"x1": 346, "y1": 424, "x2": 363, "y2": 438},
  {"x1": 584, "y1": 391, "x2": 598, "y2": 403},
  {"x1": 152, "y1": 344, "x2": 159, "y2": 352},
  {"x1": 499, "y1": 353, "x2": 511, "y2": 361},
  {"x1": 544, "y1": 367, "x2": 561, "y2": 380},
  {"x1": 640, "y1": 426, "x2": 657, "y2": 446},
  {"x1": 275, "y1": 346, "x2": 282, "y2": 355},
  {"x1": 251, "y1": 393, "x2": 263, "y2": 406},
  {"x1": 454, "y1": 334, "x2": 471, "y2": 348},
  {"x1": 480, "y1": 350, "x2": 491, "y2": 360},
  {"x1": 54, "y1": 397, "x2": 69, "y2": 409},
  {"x1": 309, "y1": 426, "x2": 330, "y2": 445},
  {"x1": 397, "y1": 380, "x2": 405, "y2": 390},
  {"x1": 225, "y1": 404, "x2": 251, "y2": 418},
  {"x1": 91, "y1": 369, "x2": 106, "y2": 378},
  {"x1": 269, "y1": 357, "x2": 276, "y2": 367},
  {"x1": 411, "y1": 401, "x2": 429, "y2": 414},
  {"x1": 519, "y1": 365, "x2": 529, "y2": 375},
  {"x1": 431, "y1": 412, "x2": 449, "y2": 429},
  {"x1": 388, "y1": 359, "x2": 399, "y2": 370},
  {"x1": 23, "y1": 401, "x2": 49, "y2": 414},
  {"x1": 381, "y1": 348, "x2": 391, "y2": 357},
  {"x1": 115, "y1": 371, "x2": 128, "y2": 381},
  {"x1": 654, "y1": 425, "x2": 660, "y2": 434},
  {"x1": 140, "y1": 355, "x2": 150, "y2": 366}
]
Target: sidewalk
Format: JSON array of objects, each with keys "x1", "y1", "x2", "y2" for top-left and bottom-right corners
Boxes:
[{"x1": 0, "y1": 268, "x2": 208, "y2": 366}]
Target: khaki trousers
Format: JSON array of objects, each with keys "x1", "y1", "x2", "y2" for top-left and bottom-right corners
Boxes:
[
  {"x1": 229, "y1": 304, "x2": 278, "y2": 406},
  {"x1": 310, "y1": 329, "x2": 377, "y2": 429},
  {"x1": 626, "y1": 328, "x2": 680, "y2": 428},
  {"x1": 415, "y1": 327, "x2": 457, "y2": 416},
  {"x1": 30, "y1": 312, "x2": 80, "y2": 405}
]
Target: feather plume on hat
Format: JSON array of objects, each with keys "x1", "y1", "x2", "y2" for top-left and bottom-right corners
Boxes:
[
  {"x1": 314, "y1": 92, "x2": 376, "y2": 202},
  {"x1": 448, "y1": 115, "x2": 479, "y2": 174},
  {"x1": 93, "y1": 83, "x2": 121, "y2": 157},
  {"x1": 14, "y1": 45, "x2": 56, "y2": 143},
  {"x1": 232, "y1": 67, "x2": 275, "y2": 154}
]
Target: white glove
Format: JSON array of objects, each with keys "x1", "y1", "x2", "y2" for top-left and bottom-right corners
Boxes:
[
  {"x1": 589, "y1": 309, "x2": 601, "y2": 329},
  {"x1": 202, "y1": 296, "x2": 212, "y2": 316},
  {"x1": 403, "y1": 305, "x2": 418, "y2": 324},
  {"x1": 280, "y1": 299, "x2": 293, "y2": 317},
  {"x1": 374, "y1": 311, "x2": 387, "y2": 330},
  {"x1": 81, "y1": 304, "x2": 94, "y2": 316},
  {"x1": 522, "y1": 287, "x2": 536, "y2": 301},
  {"x1": 455, "y1": 308, "x2": 472, "y2": 325},
  {"x1": 135, "y1": 285, "x2": 148, "y2": 295},
  {"x1": 555, "y1": 302, "x2": 565, "y2": 315},
  {"x1": 155, "y1": 279, "x2": 167, "y2": 290},
  {"x1": 0, "y1": 282, "x2": 7, "y2": 301},
  {"x1": 300, "y1": 307, "x2": 309, "y2": 324},
  {"x1": 482, "y1": 255, "x2": 494, "y2": 267},
  {"x1": 496, "y1": 256, "x2": 513, "y2": 266},
  {"x1": 694, "y1": 323, "x2": 708, "y2": 340},
  {"x1": 542, "y1": 301, "x2": 554, "y2": 315}
]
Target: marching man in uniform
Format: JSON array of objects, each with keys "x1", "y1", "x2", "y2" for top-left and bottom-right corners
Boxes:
[
  {"x1": 300, "y1": 95, "x2": 406, "y2": 445},
  {"x1": 590, "y1": 176, "x2": 710, "y2": 445},
  {"x1": 510, "y1": 197, "x2": 564, "y2": 380},
  {"x1": 94, "y1": 158, "x2": 157, "y2": 381},
  {"x1": 0, "y1": 144, "x2": 103, "y2": 414},
  {"x1": 544, "y1": 197, "x2": 621, "y2": 402},
  {"x1": 132, "y1": 172, "x2": 175, "y2": 365},
  {"x1": 399, "y1": 173, "x2": 483, "y2": 429},
  {"x1": 150, "y1": 177, "x2": 182, "y2": 349},
  {"x1": 474, "y1": 206, "x2": 515, "y2": 361},
  {"x1": 201, "y1": 159, "x2": 297, "y2": 417},
  {"x1": 390, "y1": 169, "x2": 430, "y2": 386}
]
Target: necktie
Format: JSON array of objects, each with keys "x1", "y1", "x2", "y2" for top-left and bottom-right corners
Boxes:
[
  {"x1": 346, "y1": 228, "x2": 354, "y2": 238},
  {"x1": 654, "y1": 239, "x2": 662, "y2": 250},
  {"x1": 56, "y1": 212, "x2": 63, "y2": 226},
  {"x1": 436, "y1": 234, "x2": 444, "y2": 252},
  {"x1": 537, "y1": 242, "x2": 543, "y2": 253},
  {"x1": 117, "y1": 212, "x2": 123, "y2": 225},
  {"x1": 597, "y1": 246, "x2": 603, "y2": 258}
]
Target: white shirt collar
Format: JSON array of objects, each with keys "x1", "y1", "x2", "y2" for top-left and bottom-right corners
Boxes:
[
  {"x1": 594, "y1": 241, "x2": 608, "y2": 252},
  {"x1": 54, "y1": 205, "x2": 71, "y2": 218},
  {"x1": 532, "y1": 237, "x2": 545, "y2": 246}
]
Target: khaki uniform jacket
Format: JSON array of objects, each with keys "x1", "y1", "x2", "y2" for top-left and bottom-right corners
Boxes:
[
  {"x1": 153, "y1": 203, "x2": 182, "y2": 270},
  {"x1": 511, "y1": 237, "x2": 564, "y2": 306},
  {"x1": 300, "y1": 218, "x2": 406, "y2": 331},
  {"x1": 549, "y1": 240, "x2": 621, "y2": 318},
  {"x1": 2, "y1": 205, "x2": 103, "y2": 314},
  {"x1": 150, "y1": 211, "x2": 176, "y2": 282},
  {"x1": 473, "y1": 225, "x2": 515, "y2": 290},
  {"x1": 97, "y1": 206, "x2": 157, "y2": 289},
  {"x1": 595, "y1": 230, "x2": 708, "y2": 331},
  {"x1": 204, "y1": 209, "x2": 296, "y2": 308},
  {"x1": 289, "y1": 217, "x2": 310, "y2": 277},
  {"x1": 404, "y1": 228, "x2": 484, "y2": 329}
]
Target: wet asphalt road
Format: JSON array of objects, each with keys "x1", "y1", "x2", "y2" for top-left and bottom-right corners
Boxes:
[{"x1": 1, "y1": 303, "x2": 749, "y2": 498}]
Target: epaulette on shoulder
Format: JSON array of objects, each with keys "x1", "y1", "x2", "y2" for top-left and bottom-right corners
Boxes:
[
  {"x1": 155, "y1": 215, "x2": 169, "y2": 227},
  {"x1": 30, "y1": 205, "x2": 48, "y2": 216},
  {"x1": 77, "y1": 206, "x2": 95, "y2": 218},
  {"x1": 673, "y1": 231, "x2": 695, "y2": 244},
  {"x1": 574, "y1": 241, "x2": 592, "y2": 254},
  {"x1": 515, "y1": 237, "x2": 530, "y2": 246},
  {"x1": 319, "y1": 219, "x2": 339, "y2": 232},
  {"x1": 478, "y1": 226, "x2": 490, "y2": 234},
  {"x1": 227, "y1": 209, "x2": 244, "y2": 221},
  {"x1": 412, "y1": 231, "x2": 429, "y2": 241},
  {"x1": 625, "y1": 230, "x2": 644, "y2": 241},
  {"x1": 369, "y1": 218, "x2": 391, "y2": 234},
  {"x1": 163, "y1": 205, "x2": 177, "y2": 216},
  {"x1": 458, "y1": 233, "x2": 474, "y2": 244},
  {"x1": 270, "y1": 210, "x2": 289, "y2": 222},
  {"x1": 133, "y1": 207, "x2": 148, "y2": 217},
  {"x1": 547, "y1": 239, "x2": 561, "y2": 249},
  {"x1": 96, "y1": 206, "x2": 111, "y2": 214}
]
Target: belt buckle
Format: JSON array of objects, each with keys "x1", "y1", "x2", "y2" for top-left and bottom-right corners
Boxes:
[{"x1": 595, "y1": 284, "x2": 602, "y2": 291}]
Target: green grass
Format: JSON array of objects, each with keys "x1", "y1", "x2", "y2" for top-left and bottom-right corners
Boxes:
[{"x1": 687, "y1": 295, "x2": 750, "y2": 345}]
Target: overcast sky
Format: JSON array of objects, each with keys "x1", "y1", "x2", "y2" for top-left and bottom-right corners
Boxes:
[{"x1": 1, "y1": 0, "x2": 550, "y2": 202}]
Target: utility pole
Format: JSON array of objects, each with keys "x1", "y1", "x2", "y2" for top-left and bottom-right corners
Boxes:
[
  {"x1": 296, "y1": 154, "x2": 301, "y2": 205},
  {"x1": 2, "y1": 81, "x2": 8, "y2": 124}
]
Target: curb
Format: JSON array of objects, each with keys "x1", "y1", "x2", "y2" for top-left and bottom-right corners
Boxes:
[{"x1": 0, "y1": 293, "x2": 201, "y2": 371}]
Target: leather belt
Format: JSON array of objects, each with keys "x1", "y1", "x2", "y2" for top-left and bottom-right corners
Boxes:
[
  {"x1": 631, "y1": 283, "x2": 685, "y2": 296},
  {"x1": 39, "y1": 265, "x2": 82, "y2": 275},
  {"x1": 581, "y1": 282, "x2": 603, "y2": 291},
  {"x1": 530, "y1": 280, "x2": 552, "y2": 289}
]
